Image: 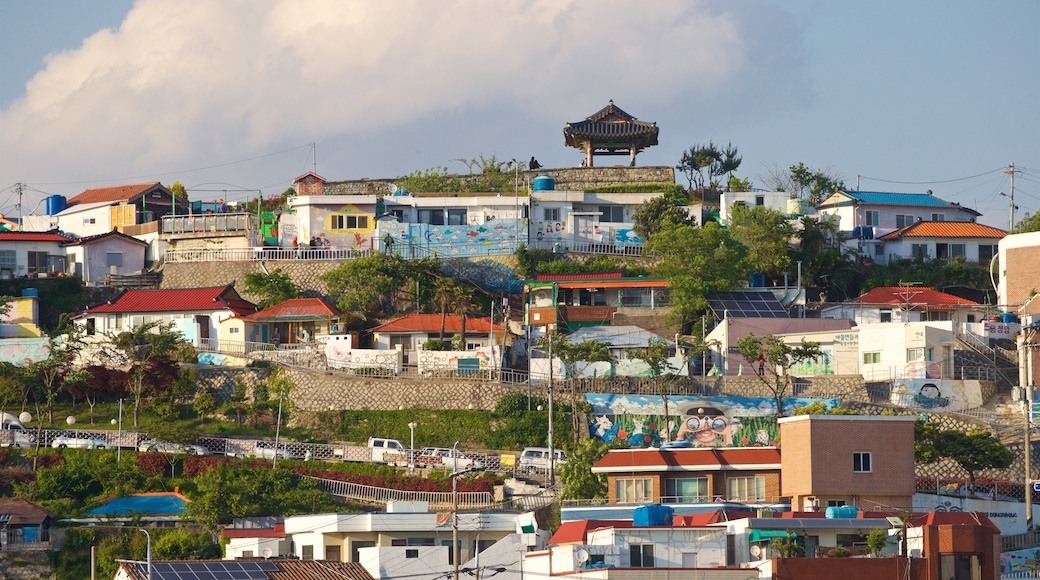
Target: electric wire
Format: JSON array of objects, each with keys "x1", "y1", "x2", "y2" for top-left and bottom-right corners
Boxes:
[{"x1": 858, "y1": 166, "x2": 1006, "y2": 185}]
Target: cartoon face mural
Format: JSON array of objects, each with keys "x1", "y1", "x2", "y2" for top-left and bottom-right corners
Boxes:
[
  {"x1": 675, "y1": 403, "x2": 734, "y2": 446},
  {"x1": 913, "y1": 383, "x2": 949, "y2": 408}
]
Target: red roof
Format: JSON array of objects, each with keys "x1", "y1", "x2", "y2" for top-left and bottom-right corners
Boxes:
[
  {"x1": 549, "y1": 520, "x2": 633, "y2": 545},
  {"x1": 854, "y1": 286, "x2": 979, "y2": 311},
  {"x1": 592, "y1": 447, "x2": 782, "y2": 473},
  {"x1": 84, "y1": 286, "x2": 256, "y2": 316},
  {"x1": 66, "y1": 182, "x2": 163, "y2": 208},
  {"x1": 877, "y1": 221, "x2": 1006, "y2": 240},
  {"x1": 222, "y1": 523, "x2": 286, "y2": 539},
  {"x1": 370, "y1": 313, "x2": 504, "y2": 334},
  {"x1": 240, "y1": 298, "x2": 341, "y2": 322},
  {"x1": 0, "y1": 231, "x2": 72, "y2": 243}
]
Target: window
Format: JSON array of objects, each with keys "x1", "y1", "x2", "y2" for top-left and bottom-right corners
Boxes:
[
  {"x1": 931, "y1": 213, "x2": 945, "y2": 221},
  {"x1": 0, "y1": 250, "x2": 15, "y2": 271},
  {"x1": 895, "y1": 214, "x2": 914, "y2": 228},
  {"x1": 331, "y1": 214, "x2": 345, "y2": 229},
  {"x1": 864, "y1": 211, "x2": 879, "y2": 226},
  {"x1": 83, "y1": 217, "x2": 96, "y2": 225},
  {"x1": 853, "y1": 451, "x2": 872, "y2": 472},
  {"x1": 406, "y1": 549, "x2": 419, "y2": 558},
  {"x1": 755, "y1": 195, "x2": 765, "y2": 207},
  {"x1": 907, "y1": 348, "x2": 933, "y2": 362},
  {"x1": 106, "y1": 252, "x2": 123, "y2": 267},
  {"x1": 727, "y1": 476, "x2": 766, "y2": 501},
  {"x1": 951, "y1": 244, "x2": 965, "y2": 258},
  {"x1": 447, "y1": 209, "x2": 467, "y2": 225},
  {"x1": 863, "y1": 352, "x2": 881, "y2": 364},
  {"x1": 629, "y1": 544, "x2": 655, "y2": 568},
  {"x1": 874, "y1": 243, "x2": 883, "y2": 256},
  {"x1": 599, "y1": 205, "x2": 624, "y2": 222},
  {"x1": 911, "y1": 244, "x2": 928, "y2": 259},
  {"x1": 229, "y1": 327, "x2": 240, "y2": 334},
  {"x1": 543, "y1": 207, "x2": 560, "y2": 221},
  {"x1": 27, "y1": 251, "x2": 48, "y2": 274},
  {"x1": 332, "y1": 214, "x2": 369, "y2": 229},
  {"x1": 879, "y1": 310, "x2": 892, "y2": 323},
  {"x1": 418, "y1": 209, "x2": 444, "y2": 225},
  {"x1": 827, "y1": 499, "x2": 847, "y2": 507},
  {"x1": 665, "y1": 477, "x2": 708, "y2": 503},
  {"x1": 615, "y1": 478, "x2": 653, "y2": 503},
  {"x1": 242, "y1": 551, "x2": 254, "y2": 558},
  {"x1": 301, "y1": 545, "x2": 314, "y2": 560},
  {"x1": 979, "y1": 244, "x2": 996, "y2": 262}
]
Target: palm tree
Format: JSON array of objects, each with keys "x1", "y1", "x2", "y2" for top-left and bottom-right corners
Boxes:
[
  {"x1": 450, "y1": 285, "x2": 476, "y2": 350},
  {"x1": 433, "y1": 277, "x2": 461, "y2": 340}
]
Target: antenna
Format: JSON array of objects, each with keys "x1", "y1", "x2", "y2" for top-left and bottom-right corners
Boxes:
[
  {"x1": 312, "y1": 142, "x2": 317, "y2": 174},
  {"x1": 750, "y1": 545, "x2": 761, "y2": 557},
  {"x1": 576, "y1": 549, "x2": 589, "y2": 564},
  {"x1": 261, "y1": 547, "x2": 273, "y2": 559}
]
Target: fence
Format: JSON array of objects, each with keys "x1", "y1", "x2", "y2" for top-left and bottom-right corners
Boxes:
[
  {"x1": 302, "y1": 475, "x2": 497, "y2": 509},
  {"x1": 164, "y1": 247, "x2": 372, "y2": 263},
  {"x1": 528, "y1": 239, "x2": 643, "y2": 256}
]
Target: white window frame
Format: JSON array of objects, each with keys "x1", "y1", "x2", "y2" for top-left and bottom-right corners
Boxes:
[
  {"x1": 543, "y1": 207, "x2": 560, "y2": 222},
  {"x1": 853, "y1": 451, "x2": 872, "y2": 473},
  {"x1": 864, "y1": 211, "x2": 879, "y2": 227},
  {"x1": 727, "y1": 476, "x2": 766, "y2": 501},
  {"x1": 615, "y1": 477, "x2": 653, "y2": 504}
]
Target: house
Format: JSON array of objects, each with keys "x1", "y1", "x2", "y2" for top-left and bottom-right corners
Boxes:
[
  {"x1": 0, "y1": 292, "x2": 43, "y2": 338},
  {"x1": 74, "y1": 285, "x2": 256, "y2": 349},
  {"x1": 998, "y1": 230, "x2": 1040, "y2": 319},
  {"x1": 529, "y1": 325, "x2": 685, "y2": 381},
  {"x1": 61, "y1": 230, "x2": 148, "y2": 285},
  {"x1": 115, "y1": 559, "x2": 374, "y2": 580},
  {"x1": 703, "y1": 317, "x2": 856, "y2": 376},
  {"x1": 222, "y1": 518, "x2": 291, "y2": 560},
  {"x1": 719, "y1": 190, "x2": 810, "y2": 225},
  {"x1": 524, "y1": 275, "x2": 671, "y2": 333},
  {"x1": 527, "y1": 188, "x2": 656, "y2": 253},
  {"x1": 815, "y1": 190, "x2": 981, "y2": 259},
  {"x1": 820, "y1": 286, "x2": 987, "y2": 325},
  {"x1": 0, "y1": 497, "x2": 53, "y2": 548},
  {"x1": 234, "y1": 297, "x2": 345, "y2": 346},
  {"x1": 874, "y1": 220, "x2": 1005, "y2": 265},
  {"x1": 287, "y1": 190, "x2": 379, "y2": 252},
  {"x1": 24, "y1": 182, "x2": 185, "y2": 239},
  {"x1": 369, "y1": 313, "x2": 505, "y2": 362},
  {"x1": 592, "y1": 447, "x2": 783, "y2": 506},
  {"x1": 0, "y1": 231, "x2": 71, "y2": 278},
  {"x1": 778, "y1": 414, "x2": 917, "y2": 513},
  {"x1": 378, "y1": 192, "x2": 525, "y2": 258}
]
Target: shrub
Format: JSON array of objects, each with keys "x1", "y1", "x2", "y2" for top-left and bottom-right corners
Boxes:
[
  {"x1": 183, "y1": 456, "x2": 231, "y2": 477},
  {"x1": 829, "y1": 547, "x2": 850, "y2": 558},
  {"x1": 136, "y1": 453, "x2": 169, "y2": 477}
]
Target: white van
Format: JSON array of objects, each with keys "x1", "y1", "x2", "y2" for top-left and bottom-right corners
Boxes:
[
  {"x1": 1, "y1": 413, "x2": 34, "y2": 448},
  {"x1": 368, "y1": 437, "x2": 406, "y2": 465},
  {"x1": 519, "y1": 447, "x2": 566, "y2": 472}
]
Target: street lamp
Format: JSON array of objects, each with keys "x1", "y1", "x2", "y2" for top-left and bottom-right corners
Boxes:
[
  {"x1": 1021, "y1": 294, "x2": 1040, "y2": 529},
  {"x1": 408, "y1": 422, "x2": 417, "y2": 468},
  {"x1": 138, "y1": 528, "x2": 152, "y2": 580}
]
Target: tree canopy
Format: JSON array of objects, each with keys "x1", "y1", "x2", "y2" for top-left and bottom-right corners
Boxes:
[
  {"x1": 915, "y1": 420, "x2": 1013, "y2": 491},
  {"x1": 736, "y1": 333, "x2": 823, "y2": 417},
  {"x1": 320, "y1": 254, "x2": 439, "y2": 319},
  {"x1": 559, "y1": 437, "x2": 609, "y2": 500},
  {"x1": 728, "y1": 204, "x2": 794, "y2": 278},
  {"x1": 676, "y1": 141, "x2": 741, "y2": 191},
  {"x1": 243, "y1": 268, "x2": 304, "y2": 309},
  {"x1": 631, "y1": 195, "x2": 697, "y2": 241},
  {"x1": 1012, "y1": 210, "x2": 1040, "y2": 234}
]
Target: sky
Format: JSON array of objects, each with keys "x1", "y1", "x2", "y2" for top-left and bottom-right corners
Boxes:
[{"x1": 1, "y1": 0, "x2": 1037, "y2": 229}]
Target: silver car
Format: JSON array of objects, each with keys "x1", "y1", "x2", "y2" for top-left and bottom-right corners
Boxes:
[
  {"x1": 51, "y1": 432, "x2": 107, "y2": 449},
  {"x1": 138, "y1": 438, "x2": 210, "y2": 456}
]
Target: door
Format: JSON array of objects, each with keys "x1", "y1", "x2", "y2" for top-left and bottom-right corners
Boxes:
[
  {"x1": 574, "y1": 216, "x2": 595, "y2": 246},
  {"x1": 325, "y1": 545, "x2": 342, "y2": 561}
]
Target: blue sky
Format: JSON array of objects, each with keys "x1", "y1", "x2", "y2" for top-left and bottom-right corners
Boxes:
[{"x1": 0, "y1": 0, "x2": 1037, "y2": 229}]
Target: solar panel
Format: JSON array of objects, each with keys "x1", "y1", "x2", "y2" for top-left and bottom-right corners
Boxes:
[
  {"x1": 706, "y1": 291, "x2": 790, "y2": 319},
  {"x1": 147, "y1": 561, "x2": 278, "y2": 580}
]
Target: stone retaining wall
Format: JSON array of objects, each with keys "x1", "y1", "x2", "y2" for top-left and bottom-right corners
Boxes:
[{"x1": 161, "y1": 261, "x2": 340, "y2": 303}]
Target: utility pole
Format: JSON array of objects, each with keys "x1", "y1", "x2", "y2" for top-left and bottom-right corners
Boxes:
[
  {"x1": 1007, "y1": 163, "x2": 1020, "y2": 231},
  {"x1": 548, "y1": 330, "x2": 555, "y2": 487},
  {"x1": 16, "y1": 183, "x2": 23, "y2": 228}
]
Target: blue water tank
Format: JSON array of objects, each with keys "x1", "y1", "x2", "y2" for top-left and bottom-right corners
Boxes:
[
  {"x1": 532, "y1": 175, "x2": 555, "y2": 191},
  {"x1": 825, "y1": 505, "x2": 858, "y2": 519},
  {"x1": 633, "y1": 504, "x2": 673, "y2": 527},
  {"x1": 1001, "y1": 312, "x2": 1019, "y2": 323},
  {"x1": 749, "y1": 272, "x2": 766, "y2": 288},
  {"x1": 45, "y1": 195, "x2": 66, "y2": 216},
  {"x1": 21, "y1": 288, "x2": 39, "y2": 298}
]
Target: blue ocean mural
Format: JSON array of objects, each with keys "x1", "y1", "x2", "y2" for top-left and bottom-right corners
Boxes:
[
  {"x1": 586, "y1": 394, "x2": 841, "y2": 448},
  {"x1": 378, "y1": 218, "x2": 523, "y2": 258}
]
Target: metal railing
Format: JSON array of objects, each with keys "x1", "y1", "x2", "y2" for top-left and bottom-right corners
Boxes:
[
  {"x1": 164, "y1": 246, "x2": 372, "y2": 263},
  {"x1": 528, "y1": 239, "x2": 643, "y2": 256},
  {"x1": 196, "y1": 338, "x2": 276, "y2": 355},
  {"x1": 302, "y1": 475, "x2": 496, "y2": 508},
  {"x1": 1002, "y1": 531, "x2": 1040, "y2": 553}
]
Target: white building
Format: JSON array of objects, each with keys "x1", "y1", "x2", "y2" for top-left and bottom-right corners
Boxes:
[
  {"x1": 528, "y1": 189, "x2": 660, "y2": 252},
  {"x1": 857, "y1": 321, "x2": 956, "y2": 381},
  {"x1": 820, "y1": 286, "x2": 987, "y2": 325},
  {"x1": 874, "y1": 220, "x2": 1005, "y2": 265},
  {"x1": 0, "y1": 231, "x2": 70, "y2": 278},
  {"x1": 719, "y1": 191, "x2": 809, "y2": 225}
]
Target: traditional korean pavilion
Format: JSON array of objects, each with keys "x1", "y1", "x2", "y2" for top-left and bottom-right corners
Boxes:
[{"x1": 563, "y1": 100, "x2": 659, "y2": 167}]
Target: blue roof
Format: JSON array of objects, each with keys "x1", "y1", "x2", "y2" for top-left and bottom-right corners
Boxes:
[
  {"x1": 825, "y1": 191, "x2": 958, "y2": 208},
  {"x1": 83, "y1": 493, "x2": 189, "y2": 517}
]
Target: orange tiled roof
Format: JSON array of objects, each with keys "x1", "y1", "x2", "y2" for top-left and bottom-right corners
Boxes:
[
  {"x1": 877, "y1": 221, "x2": 1006, "y2": 240},
  {"x1": 240, "y1": 298, "x2": 341, "y2": 322},
  {"x1": 370, "y1": 313, "x2": 505, "y2": 334},
  {"x1": 548, "y1": 520, "x2": 633, "y2": 545},
  {"x1": 66, "y1": 182, "x2": 163, "y2": 207},
  {"x1": 854, "y1": 287, "x2": 979, "y2": 310}
]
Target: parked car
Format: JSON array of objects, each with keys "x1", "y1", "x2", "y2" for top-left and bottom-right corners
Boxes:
[
  {"x1": 418, "y1": 447, "x2": 485, "y2": 471},
  {"x1": 368, "y1": 437, "x2": 407, "y2": 465},
  {"x1": 518, "y1": 447, "x2": 566, "y2": 472},
  {"x1": 138, "y1": 438, "x2": 210, "y2": 456},
  {"x1": 249, "y1": 441, "x2": 293, "y2": 460},
  {"x1": 51, "y1": 432, "x2": 107, "y2": 449}
]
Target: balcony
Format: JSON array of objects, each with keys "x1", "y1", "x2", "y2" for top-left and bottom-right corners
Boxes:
[
  {"x1": 160, "y1": 213, "x2": 258, "y2": 241},
  {"x1": 558, "y1": 305, "x2": 617, "y2": 324}
]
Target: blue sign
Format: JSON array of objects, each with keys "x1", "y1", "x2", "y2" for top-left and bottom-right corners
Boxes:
[{"x1": 1032, "y1": 482, "x2": 1040, "y2": 493}]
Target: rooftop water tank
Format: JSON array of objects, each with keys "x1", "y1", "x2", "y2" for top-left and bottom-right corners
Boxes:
[
  {"x1": 45, "y1": 195, "x2": 66, "y2": 216},
  {"x1": 825, "y1": 505, "x2": 858, "y2": 519},
  {"x1": 749, "y1": 272, "x2": 766, "y2": 288},
  {"x1": 633, "y1": 504, "x2": 673, "y2": 527},
  {"x1": 532, "y1": 175, "x2": 555, "y2": 191},
  {"x1": 1001, "y1": 312, "x2": 1019, "y2": 324},
  {"x1": 21, "y1": 288, "x2": 39, "y2": 298}
]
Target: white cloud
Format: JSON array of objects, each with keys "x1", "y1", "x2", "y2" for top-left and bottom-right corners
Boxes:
[{"x1": 0, "y1": 0, "x2": 756, "y2": 185}]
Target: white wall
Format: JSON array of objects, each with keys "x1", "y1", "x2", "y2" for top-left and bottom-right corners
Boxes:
[{"x1": 858, "y1": 321, "x2": 954, "y2": 380}]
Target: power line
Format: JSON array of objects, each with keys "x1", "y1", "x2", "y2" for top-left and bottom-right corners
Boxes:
[{"x1": 858, "y1": 167, "x2": 1005, "y2": 185}]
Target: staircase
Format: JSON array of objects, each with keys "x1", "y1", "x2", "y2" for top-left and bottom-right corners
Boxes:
[{"x1": 954, "y1": 332, "x2": 1019, "y2": 389}]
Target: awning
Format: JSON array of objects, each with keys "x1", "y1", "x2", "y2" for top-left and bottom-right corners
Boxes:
[{"x1": 749, "y1": 530, "x2": 797, "y2": 542}]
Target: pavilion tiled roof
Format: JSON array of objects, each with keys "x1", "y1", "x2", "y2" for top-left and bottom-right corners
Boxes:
[
  {"x1": 240, "y1": 298, "x2": 342, "y2": 322},
  {"x1": 877, "y1": 221, "x2": 1007, "y2": 240},
  {"x1": 66, "y1": 182, "x2": 163, "y2": 208},
  {"x1": 591, "y1": 447, "x2": 782, "y2": 473},
  {"x1": 84, "y1": 285, "x2": 256, "y2": 316},
  {"x1": 370, "y1": 313, "x2": 504, "y2": 334},
  {"x1": 0, "y1": 231, "x2": 72, "y2": 243},
  {"x1": 564, "y1": 100, "x2": 659, "y2": 146},
  {"x1": 853, "y1": 286, "x2": 980, "y2": 311}
]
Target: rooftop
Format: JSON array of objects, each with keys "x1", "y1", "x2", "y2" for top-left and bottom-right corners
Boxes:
[
  {"x1": 83, "y1": 285, "x2": 256, "y2": 316},
  {"x1": 877, "y1": 220, "x2": 1007, "y2": 239}
]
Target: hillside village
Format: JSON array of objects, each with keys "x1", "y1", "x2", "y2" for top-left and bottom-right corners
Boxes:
[{"x1": 1, "y1": 102, "x2": 1039, "y2": 579}]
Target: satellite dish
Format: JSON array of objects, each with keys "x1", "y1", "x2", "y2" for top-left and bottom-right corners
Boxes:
[
  {"x1": 389, "y1": 184, "x2": 398, "y2": 194},
  {"x1": 262, "y1": 547, "x2": 273, "y2": 559},
  {"x1": 750, "y1": 545, "x2": 762, "y2": 557},
  {"x1": 576, "y1": 549, "x2": 590, "y2": 563}
]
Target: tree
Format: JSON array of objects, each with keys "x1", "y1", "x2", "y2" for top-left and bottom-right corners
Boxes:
[
  {"x1": 320, "y1": 253, "x2": 406, "y2": 319},
  {"x1": 676, "y1": 141, "x2": 740, "y2": 191},
  {"x1": 559, "y1": 438, "x2": 609, "y2": 500},
  {"x1": 866, "y1": 527, "x2": 888, "y2": 557},
  {"x1": 728, "y1": 204, "x2": 794, "y2": 278},
  {"x1": 631, "y1": 195, "x2": 696, "y2": 241},
  {"x1": 1013, "y1": 210, "x2": 1040, "y2": 234},
  {"x1": 736, "y1": 334, "x2": 823, "y2": 417},
  {"x1": 243, "y1": 268, "x2": 303, "y2": 309},
  {"x1": 541, "y1": 335, "x2": 614, "y2": 380},
  {"x1": 0, "y1": 363, "x2": 24, "y2": 416},
  {"x1": 626, "y1": 336, "x2": 675, "y2": 377},
  {"x1": 916, "y1": 424, "x2": 1013, "y2": 492},
  {"x1": 450, "y1": 284, "x2": 477, "y2": 350},
  {"x1": 108, "y1": 321, "x2": 187, "y2": 427},
  {"x1": 153, "y1": 529, "x2": 219, "y2": 560},
  {"x1": 24, "y1": 330, "x2": 88, "y2": 424},
  {"x1": 761, "y1": 162, "x2": 845, "y2": 206},
  {"x1": 768, "y1": 530, "x2": 804, "y2": 558},
  {"x1": 433, "y1": 277, "x2": 463, "y2": 340},
  {"x1": 169, "y1": 181, "x2": 188, "y2": 200},
  {"x1": 646, "y1": 222, "x2": 751, "y2": 328},
  {"x1": 66, "y1": 365, "x2": 126, "y2": 424}
]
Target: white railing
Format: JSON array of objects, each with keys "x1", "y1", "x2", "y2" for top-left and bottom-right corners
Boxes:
[
  {"x1": 528, "y1": 239, "x2": 643, "y2": 256},
  {"x1": 196, "y1": 338, "x2": 275, "y2": 355},
  {"x1": 164, "y1": 247, "x2": 372, "y2": 263}
]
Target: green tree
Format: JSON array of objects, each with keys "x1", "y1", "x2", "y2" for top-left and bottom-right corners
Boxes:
[
  {"x1": 559, "y1": 437, "x2": 609, "y2": 500},
  {"x1": 728, "y1": 204, "x2": 794, "y2": 278},
  {"x1": 866, "y1": 527, "x2": 888, "y2": 557},
  {"x1": 243, "y1": 268, "x2": 303, "y2": 309},
  {"x1": 193, "y1": 386, "x2": 219, "y2": 425},
  {"x1": 626, "y1": 336, "x2": 675, "y2": 376},
  {"x1": 320, "y1": 253, "x2": 406, "y2": 319},
  {"x1": 1013, "y1": 210, "x2": 1040, "y2": 234},
  {"x1": 169, "y1": 181, "x2": 188, "y2": 200},
  {"x1": 631, "y1": 195, "x2": 696, "y2": 241},
  {"x1": 65, "y1": 365, "x2": 125, "y2": 424},
  {"x1": 736, "y1": 334, "x2": 822, "y2": 417},
  {"x1": 450, "y1": 284, "x2": 478, "y2": 350},
  {"x1": 541, "y1": 335, "x2": 614, "y2": 380},
  {"x1": 109, "y1": 321, "x2": 187, "y2": 427},
  {"x1": 433, "y1": 276, "x2": 463, "y2": 340},
  {"x1": 768, "y1": 530, "x2": 804, "y2": 558},
  {"x1": 647, "y1": 222, "x2": 751, "y2": 327},
  {"x1": 24, "y1": 330, "x2": 88, "y2": 424},
  {"x1": 763, "y1": 162, "x2": 845, "y2": 205},
  {"x1": 917, "y1": 425, "x2": 1013, "y2": 492},
  {"x1": 153, "y1": 529, "x2": 219, "y2": 560},
  {"x1": 676, "y1": 141, "x2": 740, "y2": 191}
]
